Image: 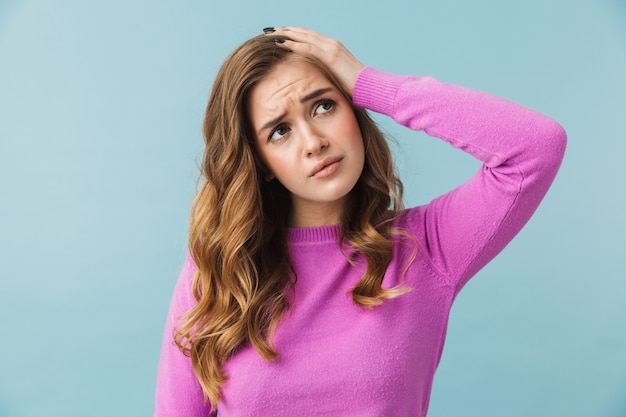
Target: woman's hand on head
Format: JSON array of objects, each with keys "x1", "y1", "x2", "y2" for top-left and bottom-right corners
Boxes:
[{"x1": 264, "y1": 27, "x2": 365, "y2": 96}]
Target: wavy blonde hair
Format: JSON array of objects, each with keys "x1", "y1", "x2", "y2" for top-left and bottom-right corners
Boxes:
[{"x1": 175, "y1": 34, "x2": 410, "y2": 410}]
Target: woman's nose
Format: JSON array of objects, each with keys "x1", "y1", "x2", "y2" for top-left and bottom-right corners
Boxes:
[{"x1": 302, "y1": 124, "x2": 328, "y2": 156}]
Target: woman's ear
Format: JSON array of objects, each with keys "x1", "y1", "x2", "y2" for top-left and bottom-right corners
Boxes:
[{"x1": 264, "y1": 172, "x2": 275, "y2": 182}]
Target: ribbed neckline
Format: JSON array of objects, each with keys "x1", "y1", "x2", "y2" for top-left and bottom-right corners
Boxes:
[{"x1": 287, "y1": 224, "x2": 342, "y2": 243}]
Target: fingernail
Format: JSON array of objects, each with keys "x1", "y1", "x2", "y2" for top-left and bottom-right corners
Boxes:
[
  {"x1": 274, "y1": 37, "x2": 285, "y2": 44},
  {"x1": 263, "y1": 27, "x2": 275, "y2": 34}
]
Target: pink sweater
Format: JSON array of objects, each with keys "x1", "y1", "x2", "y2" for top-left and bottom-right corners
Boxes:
[{"x1": 155, "y1": 67, "x2": 566, "y2": 416}]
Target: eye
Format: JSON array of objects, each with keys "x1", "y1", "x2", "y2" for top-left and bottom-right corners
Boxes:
[
  {"x1": 269, "y1": 124, "x2": 290, "y2": 142},
  {"x1": 314, "y1": 99, "x2": 336, "y2": 116}
]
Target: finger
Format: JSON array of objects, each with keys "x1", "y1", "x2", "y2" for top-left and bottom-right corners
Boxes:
[
  {"x1": 275, "y1": 27, "x2": 323, "y2": 40},
  {"x1": 272, "y1": 37, "x2": 316, "y2": 56},
  {"x1": 267, "y1": 27, "x2": 329, "y2": 47},
  {"x1": 272, "y1": 32, "x2": 337, "y2": 56}
]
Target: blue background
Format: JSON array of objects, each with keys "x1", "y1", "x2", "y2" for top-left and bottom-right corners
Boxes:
[{"x1": 1, "y1": 0, "x2": 625, "y2": 416}]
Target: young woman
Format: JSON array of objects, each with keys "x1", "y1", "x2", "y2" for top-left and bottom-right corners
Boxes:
[{"x1": 155, "y1": 27, "x2": 566, "y2": 416}]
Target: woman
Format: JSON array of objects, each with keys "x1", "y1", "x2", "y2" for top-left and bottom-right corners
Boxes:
[{"x1": 155, "y1": 27, "x2": 566, "y2": 416}]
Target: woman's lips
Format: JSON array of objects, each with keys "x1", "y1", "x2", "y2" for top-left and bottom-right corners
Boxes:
[{"x1": 310, "y1": 157, "x2": 343, "y2": 178}]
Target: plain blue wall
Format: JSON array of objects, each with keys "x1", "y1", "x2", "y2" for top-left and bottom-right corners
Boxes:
[{"x1": 1, "y1": 0, "x2": 625, "y2": 416}]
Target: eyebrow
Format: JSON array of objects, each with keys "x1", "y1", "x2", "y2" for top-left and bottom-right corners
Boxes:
[
  {"x1": 300, "y1": 87, "x2": 333, "y2": 104},
  {"x1": 257, "y1": 87, "x2": 334, "y2": 136}
]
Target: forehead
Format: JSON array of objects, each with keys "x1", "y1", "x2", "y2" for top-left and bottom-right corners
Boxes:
[{"x1": 249, "y1": 60, "x2": 333, "y2": 114}]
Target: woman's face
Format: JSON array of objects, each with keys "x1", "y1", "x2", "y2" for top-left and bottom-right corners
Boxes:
[{"x1": 248, "y1": 60, "x2": 365, "y2": 227}]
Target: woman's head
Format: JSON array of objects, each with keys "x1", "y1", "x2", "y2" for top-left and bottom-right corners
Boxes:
[{"x1": 201, "y1": 34, "x2": 400, "y2": 227}]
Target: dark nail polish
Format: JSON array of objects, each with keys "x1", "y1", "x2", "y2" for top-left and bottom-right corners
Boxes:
[
  {"x1": 263, "y1": 27, "x2": 275, "y2": 34},
  {"x1": 274, "y1": 37, "x2": 285, "y2": 44}
]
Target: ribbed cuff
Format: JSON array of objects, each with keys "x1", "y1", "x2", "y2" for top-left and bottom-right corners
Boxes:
[{"x1": 352, "y1": 67, "x2": 410, "y2": 116}]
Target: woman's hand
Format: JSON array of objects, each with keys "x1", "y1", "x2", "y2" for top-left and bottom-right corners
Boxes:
[{"x1": 264, "y1": 27, "x2": 365, "y2": 96}]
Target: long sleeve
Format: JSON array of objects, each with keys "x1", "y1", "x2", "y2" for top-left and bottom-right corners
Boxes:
[
  {"x1": 353, "y1": 67, "x2": 567, "y2": 292},
  {"x1": 154, "y1": 254, "x2": 215, "y2": 417}
]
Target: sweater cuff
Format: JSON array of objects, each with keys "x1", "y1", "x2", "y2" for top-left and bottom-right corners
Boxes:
[{"x1": 352, "y1": 67, "x2": 409, "y2": 116}]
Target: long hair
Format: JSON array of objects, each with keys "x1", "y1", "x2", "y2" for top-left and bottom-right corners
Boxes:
[{"x1": 174, "y1": 34, "x2": 409, "y2": 410}]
